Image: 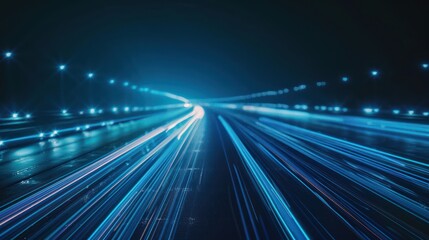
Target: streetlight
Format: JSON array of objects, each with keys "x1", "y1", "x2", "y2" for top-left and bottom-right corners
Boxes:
[
  {"x1": 4, "y1": 51, "x2": 12, "y2": 58},
  {"x1": 87, "y1": 72, "x2": 95, "y2": 105},
  {"x1": 371, "y1": 70, "x2": 379, "y2": 77},
  {"x1": 58, "y1": 64, "x2": 66, "y2": 71},
  {"x1": 58, "y1": 64, "x2": 67, "y2": 106}
]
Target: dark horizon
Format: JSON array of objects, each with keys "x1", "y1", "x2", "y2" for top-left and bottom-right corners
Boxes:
[{"x1": 1, "y1": 1, "x2": 429, "y2": 112}]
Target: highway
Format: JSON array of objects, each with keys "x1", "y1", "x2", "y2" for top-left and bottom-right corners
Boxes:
[{"x1": 0, "y1": 105, "x2": 428, "y2": 239}]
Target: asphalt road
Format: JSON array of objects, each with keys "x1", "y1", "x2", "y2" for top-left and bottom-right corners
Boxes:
[{"x1": 0, "y1": 106, "x2": 427, "y2": 239}]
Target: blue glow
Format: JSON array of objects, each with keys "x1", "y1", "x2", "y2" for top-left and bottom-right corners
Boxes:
[
  {"x1": 25, "y1": 114, "x2": 31, "y2": 119},
  {"x1": 334, "y1": 106, "x2": 341, "y2": 112},
  {"x1": 112, "y1": 107, "x2": 118, "y2": 112},
  {"x1": 341, "y1": 76, "x2": 349, "y2": 82},
  {"x1": 132, "y1": 85, "x2": 137, "y2": 90},
  {"x1": 392, "y1": 109, "x2": 400, "y2": 115},
  {"x1": 87, "y1": 72, "x2": 94, "y2": 78},
  {"x1": 422, "y1": 63, "x2": 428, "y2": 69},
  {"x1": 61, "y1": 109, "x2": 68, "y2": 115},
  {"x1": 11, "y1": 113, "x2": 19, "y2": 119},
  {"x1": 79, "y1": 111, "x2": 84, "y2": 115},
  {"x1": 109, "y1": 79, "x2": 115, "y2": 84},
  {"x1": 38, "y1": 133, "x2": 44, "y2": 138},
  {"x1": 371, "y1": 70, "x2": 379, "y2": 77},
  {"x1": 423, "y1": 112, "x2": 429, "y2": 116},
  {"x1": 0, "y1": 140, "x2": 3, "y2": 146},
  {"x1": 4, "y1": 51, "x2": 12, "y2": 58},
  {"x1": 363, "y1": 108, "x2": 374, "y2": 114},
  {"x1": 124, "y1": 106, "x2": 130, "y2": 112},
  {"x1": 293, "y1": 84, "x2": 306, "y2": 91},
  {"x1": 58, "y1": 64, "x2": 66, "y2": 71},
  {"x1": 98, "y1": 109, "x2": 103, "y2": 114},
  {"x1": 123, "y1": 82, "x2": 129, "y2": 87},
  {"x1": 89, "y1": 108, "x2": 96, "y2": 114},
  {"x1": 408, "y1": 110, "x2": 415, "y2": 116}
]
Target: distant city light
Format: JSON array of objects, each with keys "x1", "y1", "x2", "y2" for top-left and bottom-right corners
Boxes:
[
  {"x1": 124, "y1": 106, "x2": 130, "y2": 112},
  {"x1": 422, "y1": 63, "x2": 429, "y2": 69},
  {"x1": 0, "y1": 140, "x2": 4, "y2": 146},
  {"x1": 4, "y1": 51, "x2": 12, "y2": 58},
  {"x1": 392, "y1": 109, "x2": 400, "y2": 115},
  {"x1": 371, "y1": 70, "x2": 379, "y2": 77},
  {"x1": 89, "y1": 108, "x2": 96, "y2": 114},
  {"x1": 112, "y1": 107, "x2": 118, "y2": 112},
  {"x1": 363, "y1": 108, "x2": 374, "y2": 114},
  {"x1": 423, "y1": 112, "x2": 429, "y2": 116},
  {"x1": 58, "y1": 64, "x2": 66, "y2": 71},
  {"x1": 408, "y1": 110, "x2": 415, "y2": 115},
  {"x1": 87, "y1": 72, "x2": 94, "y2": 78},
  {"x1": 12, "y1": 113, "x2": 19, "y2": 118},
  {"x1": 123, "y1": 82, "x2": 129, "y2": 87},
  {"x1": 79, "y1": 111, "x2": 84, "y2": 115},
  {"x1": 132, "y1": 85, "x2": 137, "y2": 90},
  {"x1": 98, "y1": 109, "x2": 103, "y2": 114},
  {"x1": 61, "y1": 109, "x2": 68, "y2": 115},
  {"x1": 109, "y1": 79, "x2": 115, "y2": 84},
  {"x1": 334, "y1": 106, "x2": 341, "y2": 112},
  {"x1": 25, "y1": 113, "x2": 31, "y2": 119},
  {"x1": 293, "y1": 84, "x2": 306, "y2": 91},
  {"x1": 342, "y1": 76, "x2": 349, "y2": 82},
  {"x1": 39, "y1": 133, "x2": 44, "y2": 138}
]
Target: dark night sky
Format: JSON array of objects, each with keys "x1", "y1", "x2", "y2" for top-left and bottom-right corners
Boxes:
[{"x1": 1, "y1": 1, "x2": 429, "y2": 111}]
